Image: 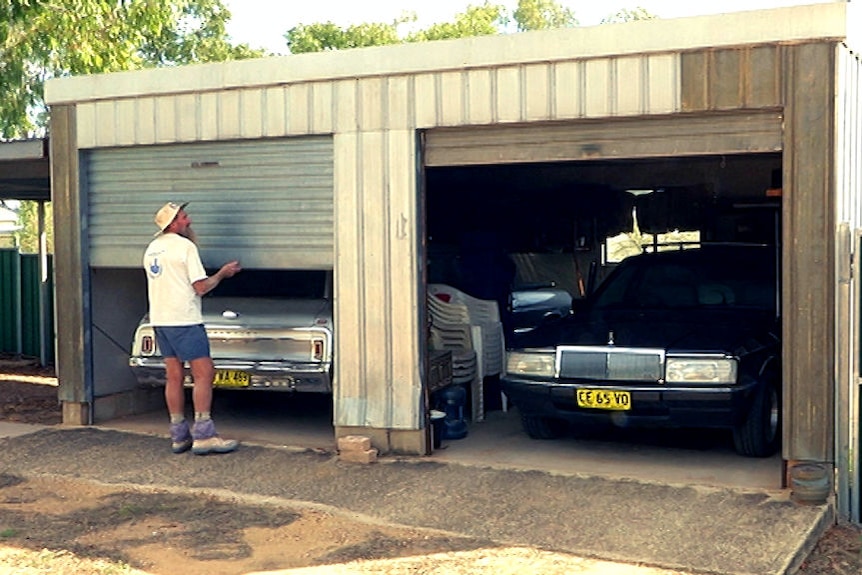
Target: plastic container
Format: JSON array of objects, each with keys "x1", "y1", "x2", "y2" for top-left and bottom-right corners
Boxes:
[{"x1": 440, "y1": 385, "x2": 468, "y2": 440}]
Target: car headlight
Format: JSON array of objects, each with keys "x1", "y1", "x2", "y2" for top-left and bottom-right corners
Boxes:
[
  {"x1": 506, "y1": 350, "x2": 556, "y2": 377},
  {"x1": 665, "y1": 357, "x2": 737, "y2": 384}
]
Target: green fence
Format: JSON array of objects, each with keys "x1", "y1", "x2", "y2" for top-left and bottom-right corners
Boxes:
[{"x1": 0, "y1": 249, "x2": 54, "y2": 364}]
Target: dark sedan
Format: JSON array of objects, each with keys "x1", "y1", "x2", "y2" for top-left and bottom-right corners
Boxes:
[{"x1": 501, "y1": 244, "x2": 781, "y2": 457}]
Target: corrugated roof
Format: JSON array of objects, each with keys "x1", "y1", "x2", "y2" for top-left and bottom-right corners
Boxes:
[
  {"x1": 46, "y1": 3, "x2": 855, "y2": 106},
  {"x1": 0, "y1": 140, "x2": 50, "y2": 201}
]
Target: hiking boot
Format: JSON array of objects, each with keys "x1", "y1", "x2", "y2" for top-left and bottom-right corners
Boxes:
[
  {"x1": 169, "y1": 420, "x2": 192, "y2": 454},
  {"x1": 191, "y1": 419, "x2": 238, "y2": 455}
]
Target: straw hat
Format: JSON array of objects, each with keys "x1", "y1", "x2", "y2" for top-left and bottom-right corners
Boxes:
[{"x1": 153, "y1": 201, "x2": 188, "y2": 236}]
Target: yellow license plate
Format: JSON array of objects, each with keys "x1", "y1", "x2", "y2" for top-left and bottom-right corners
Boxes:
[
  {"x1": 576, "y1": 389, "x2": 631, "y2": 410},
  {"x1": 213, "y1": 370, "x2": 251, "y2": 387}
]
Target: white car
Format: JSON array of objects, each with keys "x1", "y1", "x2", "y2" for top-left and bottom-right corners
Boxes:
[{"x1": 129, "y1": 270, "x2": 333, "y2": 392}]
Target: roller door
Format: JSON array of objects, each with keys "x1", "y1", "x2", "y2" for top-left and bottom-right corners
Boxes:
[
  {"x1": 84, "y1": 136, "x2": 333, "y2": 270},
  {"x1": 424, "y1": 111, "x2": 783, "y2": 167}
]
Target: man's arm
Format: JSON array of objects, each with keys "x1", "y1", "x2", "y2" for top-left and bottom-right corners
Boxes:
[{"x1": 193, "y1": 260, "x2": 242, "y2": 296}]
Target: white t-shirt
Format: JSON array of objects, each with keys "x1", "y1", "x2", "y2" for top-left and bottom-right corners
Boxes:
[{"x1": 143, "y1": 233, "x2": 208, "y2": 326}]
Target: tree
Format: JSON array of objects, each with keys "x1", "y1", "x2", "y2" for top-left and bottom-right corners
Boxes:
[
  {"x1": 284, "y1": 1, "x2": 659, "y2": 56},
  {"x1": 13, "y1": 201, "x2": 52, "y2": 255},
  {"x1": 137, "y1": 0, "x2": 265, "y2": 65},
  {"x1": 285, "y1": 0, "x2": 615, "y2": 54},
  {"x1": 601, "y1": 7, "x2": 656, "y2": 24},
  {"x1": 407, "y1": 3, "x2": 506, "y2": 42},
  {"x1": 0, "y1": 0, "x2": 264, "y2": 139},
  {"x1": 286, "y1": 4, "x2": 507, "y2": 54},
  {"x1": 513, "y1": 0, "x2": 577, "y2": 31},
  {"x1": 286, "y1": 18, "x2": 407, "y2": 53}
]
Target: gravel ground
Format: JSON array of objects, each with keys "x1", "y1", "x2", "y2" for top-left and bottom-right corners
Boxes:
[{"x1": 0, "y1": 354, "x2": 858, "y2": 575}]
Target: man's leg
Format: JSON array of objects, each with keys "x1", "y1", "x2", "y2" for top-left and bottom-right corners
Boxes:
[
  {"x1": 164, "y1": 357, "x2": 192, "y2": 453},
  {"x1": 164, "y1": 357, "x2": 186, "y2": 414},
  {"x1": 189, "y1": 356, "x2": 214, "y2": 415},
  {"x1": 189, "y1": 356, "x2": 238, "y2": 455}
]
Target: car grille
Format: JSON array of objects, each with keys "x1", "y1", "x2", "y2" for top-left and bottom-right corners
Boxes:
[{"x1": 557, "y1": 346, "x2": 664, "y2": 382}]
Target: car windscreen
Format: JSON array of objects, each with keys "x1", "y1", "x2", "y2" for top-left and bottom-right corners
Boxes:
[
  {"x1": 591, "y1": 248, "x2": 777, "y2": 312},
  {"x1": 207, "y1": 269, "x2": 329, "y2": 299}
]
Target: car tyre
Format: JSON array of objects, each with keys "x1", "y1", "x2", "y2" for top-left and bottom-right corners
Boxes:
[
  {"x1": 732, "y1": 380, "x2": 780, "y2": 457},
  {"x1": 521, "y1": 414, "x2": 567, "y2": 439}
]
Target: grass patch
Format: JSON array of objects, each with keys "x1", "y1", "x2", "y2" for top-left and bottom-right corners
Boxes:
[{"x1": 117, "y1": 504, "x2": 143, "y2": 519}]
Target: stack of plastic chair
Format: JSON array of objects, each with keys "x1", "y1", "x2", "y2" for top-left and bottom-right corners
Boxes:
[{"x1": 427, "y1": 283, "x2": 505, "y2": 422}]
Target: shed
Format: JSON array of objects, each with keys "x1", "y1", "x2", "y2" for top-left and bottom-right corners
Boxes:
[{"x1": 45, "y1": 3, "x2": 862, "y2": 522}]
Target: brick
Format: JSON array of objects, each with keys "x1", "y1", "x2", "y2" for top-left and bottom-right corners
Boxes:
[
  {"x1": 339, "y1": 448, "x2": 378, "y2": 464},
  {"x1": 338, "y1": 435, "x2": 372, "y2": 452}
]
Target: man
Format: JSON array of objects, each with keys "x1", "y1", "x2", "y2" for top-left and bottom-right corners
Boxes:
[{"x1": 144, "y1": 201, "x2": 242, "y2": 455}]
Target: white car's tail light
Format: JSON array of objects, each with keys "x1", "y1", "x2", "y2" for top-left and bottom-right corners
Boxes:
[{"x1": 141, "y1": 334, "x2": 155, "y2": 355}]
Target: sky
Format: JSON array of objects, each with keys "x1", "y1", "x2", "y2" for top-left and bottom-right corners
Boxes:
[{"x1": 223, "y1": 0, "x2": 834, "y2": 55}]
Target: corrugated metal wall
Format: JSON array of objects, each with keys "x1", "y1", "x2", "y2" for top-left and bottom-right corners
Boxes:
[
  {"x1": 0, "y1": 249, "x2": 21, "y2": 353},
  {"x1": 332, "y1": 129, "x2": 420, "y2": 430},
  {"x1": 425, "y1": 111, "x2": 782, "y2": 166},
  {"x1": 72, "y1": 57, "x2": 681, "y2": 150},
  {"x1": 0, "y1": 249, "x2": 54, "y2": 363},
  {"x1": 835, "y1": 43, "x2": 862, "y2": 522},
  {"x1": 84, "y1": 138, "x2": 334, "y2": 270},
  {"x1": 779, "y1": 42, "x2": 837, "y2": 463},
  {"x1": 20, "y1": 253, "x2": 53, "y2": 362}
]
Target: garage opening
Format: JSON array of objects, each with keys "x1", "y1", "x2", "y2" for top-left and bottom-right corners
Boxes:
[
  {"x1": 84, "y1": 136, "x2": 336, "y2": 441},
  {"x1": 423, "y1": 150, "x2": 783, "y2": 479}
]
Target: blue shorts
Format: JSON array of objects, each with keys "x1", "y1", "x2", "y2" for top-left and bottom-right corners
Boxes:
[{"x1": 154, "y1": 325, "x2": 211, "y2": 362}]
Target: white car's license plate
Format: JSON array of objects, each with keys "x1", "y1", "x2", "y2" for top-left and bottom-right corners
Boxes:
[{"x1": 213, "y1": 370, "x2": 251, "y2": 387}]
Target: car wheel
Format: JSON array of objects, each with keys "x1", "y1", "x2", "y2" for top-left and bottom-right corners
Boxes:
[
  {"x1": 732, "y1": 381, "x2": 780, "y2": 457},
  {"x1": 521, "y1": 414, "x2": 567, "y2": 439}
]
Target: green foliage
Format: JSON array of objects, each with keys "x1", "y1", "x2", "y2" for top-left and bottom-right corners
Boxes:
[
  {"x1": 1, "y1": 0, "x2": 43, "y2": 24},
  {"x1": 286, "y1": 4, "x2": 509, "y2": 54},
  {"x1": 137, "y1": 0, "x2": 266, "y2": 65},
  {"x1": 0, "y1": 0, "x2": 264, "y2": 139},
  {"x1": 287, "y1": 2, "x2": 511, "y2": 53},
  {"x1": 513, "y1": 0, "x2": 577, "y2": 31},
  {"x1": 285, "y1": 1, "x2": 657, "y2": 55},
  {"x1": 117, "y1": 503, "x2": 143, "y2": 518},
  {"x1": 407, "y1": 3, "x2": 506, "y2": 42},
  {"x1": 14, "y1": 201, "x2": 52, "y2": 254},
  {"x1": 287, "y1": 19, "x2": 405, "y2": 53},
  {"x1": 601, "y1": 7, "x2": 656, "y2": 24}
]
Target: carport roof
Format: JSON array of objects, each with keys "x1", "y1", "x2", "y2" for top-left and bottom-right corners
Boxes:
[
  {"x1": 0, "y1": 139, "x2": 50, "y2": 201},
  {"x1": 45, "y1": 3, "x2": 858, "y2": 106}
]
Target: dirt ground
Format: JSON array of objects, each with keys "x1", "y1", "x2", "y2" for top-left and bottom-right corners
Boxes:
[{"x1": 0, "y1": 354, "x2": 859, "y2": 575}]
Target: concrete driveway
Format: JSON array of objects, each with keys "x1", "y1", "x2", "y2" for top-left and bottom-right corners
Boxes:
[{"x1": 105, "y1": 388, "x2": 783, "y2": 491}]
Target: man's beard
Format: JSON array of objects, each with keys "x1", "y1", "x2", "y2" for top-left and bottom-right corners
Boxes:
[{"x1": 179, "y1": 226, "x2": 197, "y2": 245}]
